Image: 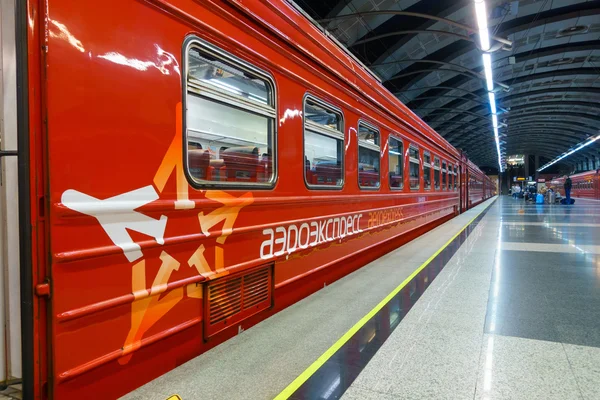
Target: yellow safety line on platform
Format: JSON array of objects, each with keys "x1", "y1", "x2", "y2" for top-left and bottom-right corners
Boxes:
[{"x1": 274, "y1": 198, "x2": 496, "y2": 400}]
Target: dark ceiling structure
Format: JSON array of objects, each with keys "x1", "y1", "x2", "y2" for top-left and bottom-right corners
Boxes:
[{"x1": 293, "y1": 0, "x2": 600, "y2": 173}]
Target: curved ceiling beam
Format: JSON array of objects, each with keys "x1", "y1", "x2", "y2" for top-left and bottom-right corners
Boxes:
[
  {"x1": 318, "y1": 11, "x2": 511, "y2": 45},
  {"x1": 446, "y1": 121, "x2": 597, "y2": 142},
  {"x1": 382, "y1": 68, "x2": 485, "y2": 82},
  {"x1": 498, "y1": 67, "x2": 599, "y2": 87},
  {"x1": 351, "y1": 30, "x2": 474, "y2": 48},
  {"x1": 500, "y1": 144, "x2": 589, "y2": 160},
  {"x1": 501, "y1": 137, "x2": 594, "y2": 153},
  {"x1": 394, "y1": 85, "x2": 490, "y2": 103},
  {"x1": 387, "y1": 68, "x2": 480, "y2": 83},
  {"x1": 497, "y1": 4, "x2": 600, "y2": 38},
  {"x1": 493, "y1": 40, "x2": 600, "y2": 67},
  {"x1": 404, "y1": 68, "x2": 599, "y2": 114},
  {"x1": 508, "y1": 108, "x2": 600, "y2": 119},
  {"x1": 500, "y1": 137, "x2": 587, "y2": 151},
  {"x1": 503, "y1": 111, "x2": 600, "y2": 123},
  {"x1": 455, "y1": 130, "x2": 589, "y2": 147},
  {"x1": 440, "y1": 114, "x2": 600, "y2": 133},
  {"x1": 406, "y1": 95, "x2": 489, "y2": 107},
  {"x1": 432, "y1": 119, "x2": 490, "y2": 129},
  {"x1": 341, "y1": 0, "x2": 473, "y2": 65},
  {"x1": 498, "y1": 129, "x2": 595, "y2": 143},
  {"x1": 386, "y1": 4, "x2": 600, "y2": 95},
  {"x1": 374, "y1": 58, "x2": 479, "y2": 73},
  {"x1": 500, "y1": 87, "x2": 600, "y2": 103},
  {"x1": 469, "y1": 146, "x2": 575, "y2": 161},
  {"x1": 424, "y1": 87, "x2": 600, "y2": 128},
  {"x1": 430, "y1": 121, "x2": 492, "y2": 136},
  {"x1": 424, "y1": 101, "x2": 600, "y2": 137},
  {"x1": 508, "y1": 101, "x2": 600, "y2": 111},
  {"x1": 504, "y1": 145, "x2": 596, "y2": 160},
  {"x1": 455, "y1": 134, "x2": 588, "y2": 153},
  {"x1": 414, "y1": 107, "x2": 491, "y2": 121},
  {"x1": 450, "y1": 123, "x2": 596, "y2": 146},
  {"x1": 430, "y1": 87, "x2": 600, "y2": 116},
  {"x1": 499, "y1": 121, "x2": 598, "y2": 135},
  {"x1": 438, "y1": 116, "x2": 600, "y2": 140},
  {"x1": 409, "y1": 68, "x2": 600, "y2": 118},
  {"x1": 383, "y1": 41, "x2": 599, "y2": 90}
]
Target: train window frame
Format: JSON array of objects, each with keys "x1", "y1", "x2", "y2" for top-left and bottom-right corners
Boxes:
[
  {"x1": 302, "y1": 94, "x2": 345, "y2": 190},
  {"x1": 408, "y1": 144, "x2": 420, "y2": 190},
  {"x1": 423, "y1": 150, "x2": 432, "y2": 191},
  {"x1": 388, "y1": 134, "x2": 404, "y2": 191},
  {"x1": 442, "y1": 160, "x2": 447, "y2": 191},
  {"x1": 357, "y1": 120, "x2": 381, "y2": 190},
  {"x1": 433, "y1": 156, "x2": 441, "y2": 191},
  {"x1": 182, "y1": 36, "x2": 278, "y2": 189},
  {"x1": 454, "y1": 165, "x2": 458, "y2": 191}
]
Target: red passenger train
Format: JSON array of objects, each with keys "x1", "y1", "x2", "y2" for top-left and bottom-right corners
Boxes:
[
  {"x1": 549, "y1": 170, "x2": 600, "y2": 201},
  {"x1": 12, "y1": 0, "x2": 494, "y2": 398}
]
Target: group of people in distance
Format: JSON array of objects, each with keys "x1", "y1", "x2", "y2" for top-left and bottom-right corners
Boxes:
[{"x1": 510, "y1": 175, "x2": 573, "y2": 205}]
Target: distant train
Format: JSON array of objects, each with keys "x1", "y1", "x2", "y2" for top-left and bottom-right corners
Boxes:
[
  {"x1": 548, "y1": 170, "x2": 600, "y2": 201},
  {"x1": 6, "y1": 0, "x2": 495, "y2": 398}
]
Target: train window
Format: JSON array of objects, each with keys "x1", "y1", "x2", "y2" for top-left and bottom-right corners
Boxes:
[
  {"x1": 409, "y1": 145, "x2": 420, "y2": 190},
  {"x1": 434, "y1": 156, "x2": 441, "y2": 190},
  {"x1": 423, "y1": 151, "x2": 432, "y2": 190},
  {"x1": 448, "y1": 163, "x2": 453, "y2": 191},
  {"x1": 303, "y1": 96, "x2": 344, "y2": 188},
  {"x1": 442, "y1": 160, "x2": 447, "y2": 191},
  {"x1": 388, "y1": 136, "x2": 404, "y2": 190},
  {"x1": 454, "y1": 165, "x2": 458, "y2": 190},
  {"x1": 185, "y1": 39, "x2": 276, "y2": 187},
  {"x1": 358, "y1": 122, "x2": 380, "y2": 189}
]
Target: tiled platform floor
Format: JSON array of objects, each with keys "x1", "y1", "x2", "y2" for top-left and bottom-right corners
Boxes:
[{"x1": 344, "y1": 197, "x2": 600, "y2": 400}]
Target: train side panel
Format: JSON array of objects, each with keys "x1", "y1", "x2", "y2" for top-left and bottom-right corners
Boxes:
[
  {"x1": 21, "y1": 0, "x2": 498, "y2": 399},
  {"x1": 549, "y1": 171, "x2": 599, "y2": 201},
  {"x1": 571, "y1": 171, "x2": 599, "y2": 200},
  {"x1": 38, "y1": 1, "x2": 466, "y2": 398}
]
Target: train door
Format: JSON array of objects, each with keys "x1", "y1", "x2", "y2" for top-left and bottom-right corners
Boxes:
[
  {"x1": 459, "y1": 164, "x2": 467, "y2": 212},
  {"x1": 458, "y1": 165, "x2": 463, "y2": 213},
  {"x1": 0, "y1": 0, "x2": 21, "y2": 389},
  {"x1": 463, "y1": 166, "x2": 469, "y2": 211},
  {"x1": 596, "y1": 170, "x2": 600, "y2": 200}
]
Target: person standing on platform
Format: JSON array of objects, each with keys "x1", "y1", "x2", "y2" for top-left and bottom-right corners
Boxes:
[{"x1": 564, "y1": 175, "x2": 572, "y2": 204}]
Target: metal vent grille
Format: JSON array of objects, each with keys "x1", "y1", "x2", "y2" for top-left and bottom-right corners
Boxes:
[
  {"x1": 208, "y1": 276, "x2": 243, "y2": 325},
  {"x1": 204, "y1": 265, "x2": 273, "y2": 339},
  {"x1": 242, "y1": 267, "x2": 271, "y2": 310}
]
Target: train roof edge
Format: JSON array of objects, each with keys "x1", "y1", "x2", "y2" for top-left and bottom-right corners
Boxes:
[{"x1": 233, "y1": 0, "x2": 466, "y2": 163}]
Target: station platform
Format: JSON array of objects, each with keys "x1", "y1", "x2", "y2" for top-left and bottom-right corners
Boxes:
[{"x1": 123, "y1": 196, "x2": 600, "y2": 400}]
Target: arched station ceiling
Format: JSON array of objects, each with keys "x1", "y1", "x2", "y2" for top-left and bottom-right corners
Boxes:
[{"x1": 294, "y1": 0, "x2": 600, "y2": 171}]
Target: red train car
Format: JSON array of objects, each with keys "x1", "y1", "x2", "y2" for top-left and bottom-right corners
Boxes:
[
  {"x1": 549, "y1": 170, "x2": 600, "y2": 201},
  {"x1": 10, "y1": 0, "x2": 494, "y2": 398}
]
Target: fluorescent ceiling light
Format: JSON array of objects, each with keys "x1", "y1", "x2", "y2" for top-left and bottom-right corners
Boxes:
[
  {"x1": 488, "y1": 92, "x2": 497, "y2": 114},
  {"x1": 474, "y1": 0, "x2": 490, "y2": 51},
  {"x1": 483, "y1": 54, "x2": 493, "y2": 91},
  {"x1": 474, "y1": 0, "x2": 503, "y2": 172},
  {"x1": 537, "y1": 133, "x2": 600, "y2": 171}
]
